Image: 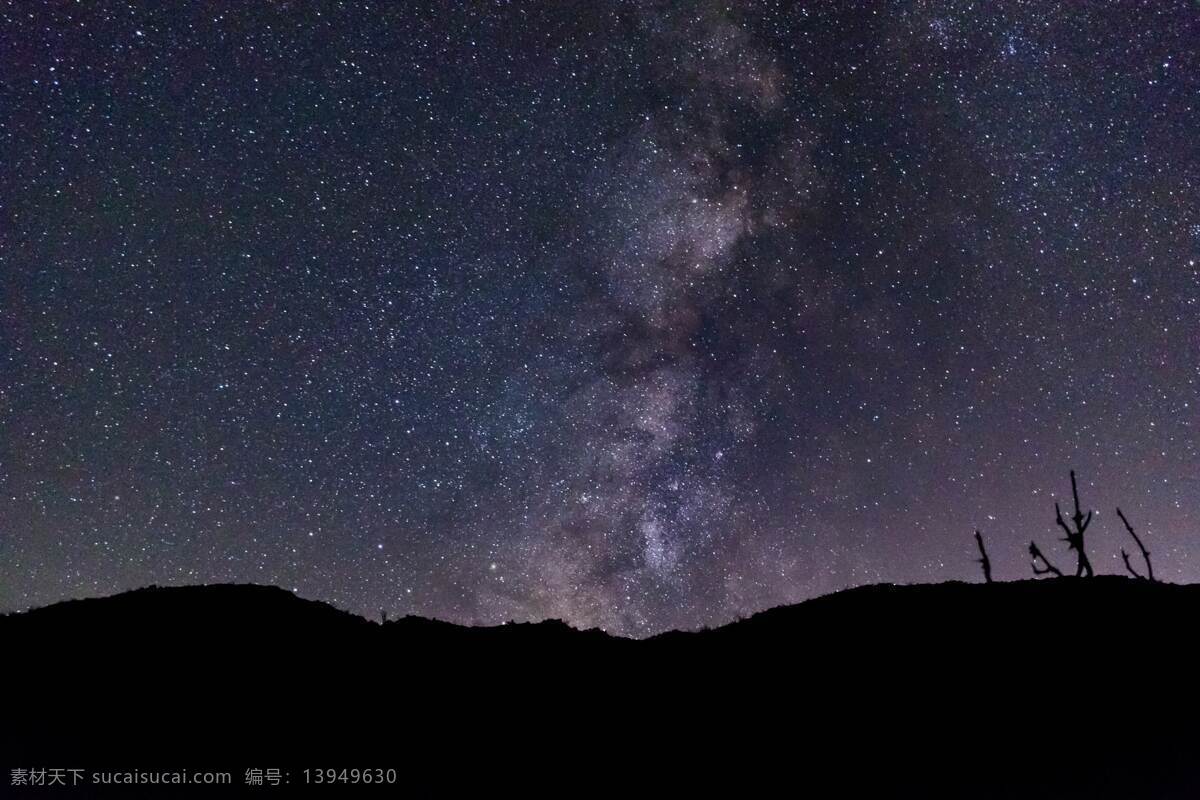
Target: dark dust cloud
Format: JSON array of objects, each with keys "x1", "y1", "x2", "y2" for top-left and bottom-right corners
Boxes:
[{"x1": 1, "y1": 1, "x2": 1197, "y2": 635}]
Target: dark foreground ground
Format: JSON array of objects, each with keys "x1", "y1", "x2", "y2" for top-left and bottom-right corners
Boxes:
[{"x1": 4, "y1": 576, "x2": 1199, "y2": 797}]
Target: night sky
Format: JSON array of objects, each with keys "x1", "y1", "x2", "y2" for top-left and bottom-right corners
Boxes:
[{"x1": 2, "y1": 1, "x2": 1197, "y2": 636}]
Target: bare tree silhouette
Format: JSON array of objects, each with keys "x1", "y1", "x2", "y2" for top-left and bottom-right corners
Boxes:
[
  {"x1": 1052, "y1": 470, "x2": 1094, "y2": 578},
  {"x1": 1029, "y1": 541, "x2": 1064, "y2": 577},
  {"x1": 973, "y1": 530, "x2": 993, "y2": 583},
  {"x1": 967, "y1": 472, "x2": 1173, "y2": 582},
  {"x1": 1116, "y1": 507, "x2": 1154, "y2": 581}
]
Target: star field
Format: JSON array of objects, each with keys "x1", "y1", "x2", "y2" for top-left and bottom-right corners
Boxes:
[{"x1": 1, "y1": 1, "x2": 1198, "y2": 635}]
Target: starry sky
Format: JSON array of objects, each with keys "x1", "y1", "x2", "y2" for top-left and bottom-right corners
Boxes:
[{"x1": 2, "y1": 1, "x2": 1198, "y2": 636}]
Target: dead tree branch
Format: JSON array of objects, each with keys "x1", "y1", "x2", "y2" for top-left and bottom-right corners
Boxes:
[
  {"x1": 1053, "y1": 470, "x2": 1095, "y2": 577},
  {"x1": 974, "y1": 530, "x2": 993, "y2": 583},
  {"x1": 1029, "y1": 541, "x2": 1063, "y2": 578},
  {"x1": 1120, "y1": 549, "x2": 1143, "y2": 580},
  {"x1": 1116, "y1": 507, "x2": 1154, "y2": 582}
]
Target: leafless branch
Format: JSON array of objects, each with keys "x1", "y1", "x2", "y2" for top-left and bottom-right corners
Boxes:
[
  {"x1": 1029, "y1": 541, "x2": 1063, "y2": 578},
  {"x1": 1116, "y1": 507, "x2": 1154, "y2": 582},
  {"x1": 1051, "y1": 470, "x2": 1094, "y2": 577},
  {"x1": 974, "y1": 530, "x2": 993, "y2": 583},
  {"x1": 1120, "y1": 549, "x2": 1143, "y2": 580}
]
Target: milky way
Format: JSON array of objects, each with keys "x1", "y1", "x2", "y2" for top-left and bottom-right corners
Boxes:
[{"x1": 2, "y1": 1, "x2": 1198, "y2": 635}]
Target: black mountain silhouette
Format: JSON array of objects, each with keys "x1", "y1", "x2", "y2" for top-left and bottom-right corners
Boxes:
[{"x1": 5, "y1": 577, "x2": 1199, "y2": 796}]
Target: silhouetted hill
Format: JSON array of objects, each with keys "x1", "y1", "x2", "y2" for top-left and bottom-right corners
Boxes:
[
  {"x1": 9, "y1": 575, "x2": 1198, "y2": 671},
  {"x1": 6, "y1": 578, "x2": 1199, "y2": 796},
  {"x1": 10, "y1": 572, "x2": 1197, "y2": 642}
]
